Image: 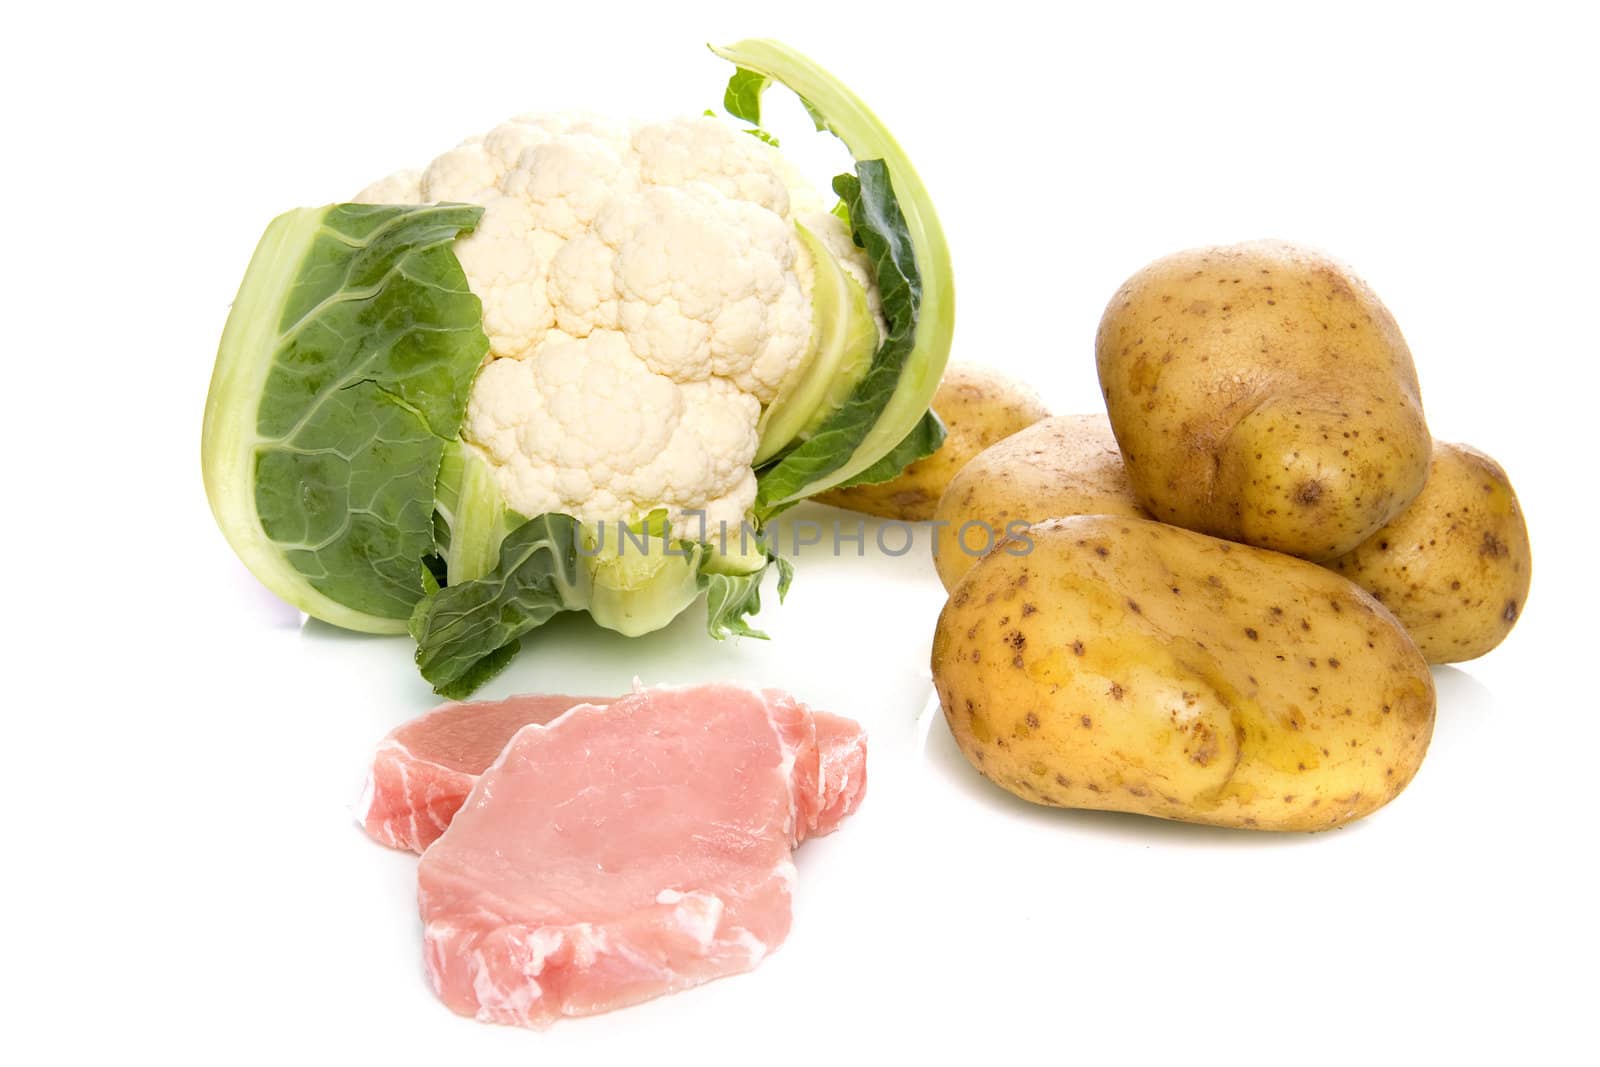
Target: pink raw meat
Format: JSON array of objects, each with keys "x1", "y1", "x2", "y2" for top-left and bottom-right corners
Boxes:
[
  {"x1": 811, "y1": 711, "x2": 868, "y2": 835},
  {"x1": 360, "y1": 694, "x2": 866, "y2": 855},
  {"x1": 417, "y1": 683, "x2": 868, "y2": 1028},
  {"x1": 359, "y1": 695, "x2": 609, "y2": 853}
]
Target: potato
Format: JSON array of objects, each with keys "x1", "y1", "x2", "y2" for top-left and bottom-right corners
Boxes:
[
  {"x1": 1327, "y1": 442, "x2": 1531, "y2": 663},
  {"x1": 931, "y1": 414, "x2": 1148, "y2": 592},
  {"x1": 1096, "y1": 240, "x2": 1431, "y2": 561},
  {"x1": 816, "y1": 364, "x2": 1047, "y2": 520},
  {"x1": 931, "y1": 515, "x2": 1435, "y2": 831}
]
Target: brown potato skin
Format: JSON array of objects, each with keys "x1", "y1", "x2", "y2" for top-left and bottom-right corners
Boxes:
[
  {"x1": 1326, "y1": 442, "x2": 1531, "y2": 663},
  {"x1": 932, "y1": 415, "x2": 1148, "y2": 592},
  {"x1": 932, "y1": 516, "x2": 1435, "y2": 831},
  {"x1": 1096, "y1": 241, "x2": 1431, "y2": 561},
  {"x1": 816, "y1": 364, "x2": 1048, "y2": 520}
]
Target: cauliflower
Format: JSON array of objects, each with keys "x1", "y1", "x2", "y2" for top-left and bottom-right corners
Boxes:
[
  {"x1": 202, "y1": 40, "x2": 954, "y2": 696},
  {"x1": 355, "y1": 115, "x2": 867, "y2": 532}
]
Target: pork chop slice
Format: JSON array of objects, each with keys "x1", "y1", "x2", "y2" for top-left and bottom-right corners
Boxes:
[
  {"x1": 359, "y1": 695, "x2": 610, "y2": 853},
  {"x1": 416, "y1": 683, "x2": 868, "y2": 1028},
  {"x1": 360, "y1": 693, "x2": 866, "y2": 854}
]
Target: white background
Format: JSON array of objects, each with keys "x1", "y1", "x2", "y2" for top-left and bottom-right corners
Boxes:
[{"x1": 5, "y1": 1, "x2": 1596, "y2": 1063}]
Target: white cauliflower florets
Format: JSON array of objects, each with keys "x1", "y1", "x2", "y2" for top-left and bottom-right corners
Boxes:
[{"x1": 355, "y1": 114, "x2": 870, "y2": 529}]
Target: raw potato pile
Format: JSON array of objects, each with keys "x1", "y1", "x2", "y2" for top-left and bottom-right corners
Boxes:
[{"x1": 929, "y1": 241, "x2": 1531, "y2": 831}]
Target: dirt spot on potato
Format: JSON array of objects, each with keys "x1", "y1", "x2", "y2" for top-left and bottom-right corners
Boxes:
[{"x1": 1294, "y1": 480, "x2": 1324, "y2": 506}]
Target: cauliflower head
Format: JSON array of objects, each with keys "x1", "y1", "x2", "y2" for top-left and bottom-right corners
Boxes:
[
  {"x1": 355, "y1": 114, "x2": 871, "y2": 531},
  {"x1": 202, "y1": 39, "x2": 954, "y2": 695}
]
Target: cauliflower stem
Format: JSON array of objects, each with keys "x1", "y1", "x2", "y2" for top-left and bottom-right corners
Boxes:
[{"x1": 412, "y1": 507, "x2": 786, "y2": 699}]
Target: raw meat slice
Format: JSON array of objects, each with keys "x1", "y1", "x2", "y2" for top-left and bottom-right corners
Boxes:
[
  {"x1": 417, "y1": 683, "x2": 868, "y2": 1028},
  {"x1": 358, "y1": 694, "x2": 609, "y2": 853},
  {"x1": 359, "y1": 692, "x2": 867, "y2": 854}
]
